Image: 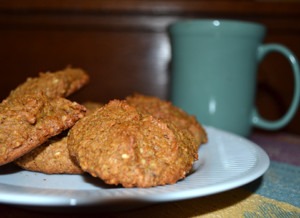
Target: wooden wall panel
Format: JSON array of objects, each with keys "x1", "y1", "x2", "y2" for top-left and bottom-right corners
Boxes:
[
  {"x1": 0, "y1": 28, "x2": 170, "y2": 102},
  {"x1": 0, "y1": 0, "x2": 300, "y2": 133}
]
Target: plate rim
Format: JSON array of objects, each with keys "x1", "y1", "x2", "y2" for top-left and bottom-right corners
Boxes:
[{"x1": 0, "y1": 126, "x2": 270, "y2": 207}]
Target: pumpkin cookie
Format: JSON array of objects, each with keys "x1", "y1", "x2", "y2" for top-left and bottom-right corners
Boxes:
[{"x1": 68, "y1": 100, "x2": 198, "y2": 188}]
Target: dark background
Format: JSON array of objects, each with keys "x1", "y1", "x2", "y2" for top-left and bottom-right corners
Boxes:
[{"x1": 1, "y1": 0, "x2": 300, "y2": 134}]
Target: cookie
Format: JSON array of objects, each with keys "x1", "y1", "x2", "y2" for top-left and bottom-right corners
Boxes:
[
  {"x1": 126, "y1": 94, "x2": 207, "y2": 149},
  {"x1": 14, "y1": 101, "x2": 103, "y2": 174},
  {"x1": 68, "y1": 100, "x2": 198, "y2": 188},
  {"x1": 14, "y1": 133, "x2": 83, "y2": 174},
  {"x1": 0, "y1": 93, "x2": 86, "y2": 166},
  {"x1": 7, "y1": 67, "x2": 89, "y2": 100},
  {"x1": 0, "y1": 68, "x2": 89, "y2": 166}
]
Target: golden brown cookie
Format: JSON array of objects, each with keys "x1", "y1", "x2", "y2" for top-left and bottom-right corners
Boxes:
[
  {"x1": 15, "y1": 133, "x2": 83, "y2": 174},
  {"x1": 68, "y1": 100, "x2": 198, "y2": 188},
  {"x1": 7, "y1": 67, "x2": 89, "y2": 100},
  {"x1": 0, "y1": 93, "x2": 86, "y2": 166},
  {"x1": 14, "y1": 101, "x2": 103, "y2": 174},
  {"x1": 126, "y1": 94, "x2": 207, "y2": 149},
  {"x1": 0, "y1": 68, "x2": 89, "y2": 166}
]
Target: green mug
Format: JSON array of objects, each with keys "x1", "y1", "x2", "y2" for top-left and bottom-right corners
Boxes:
[{"x1": 168, "y1": 19, "x2": 300, "y2": 136}]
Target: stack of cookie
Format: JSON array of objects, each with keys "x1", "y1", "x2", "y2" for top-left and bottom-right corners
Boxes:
[{"x1": 0, "y1": 68, "x2": 207, "y2": 188}]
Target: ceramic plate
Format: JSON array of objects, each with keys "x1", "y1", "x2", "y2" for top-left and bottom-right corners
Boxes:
[{"x1": 0, "y1": 126, "x2": 269, "y2": 210}]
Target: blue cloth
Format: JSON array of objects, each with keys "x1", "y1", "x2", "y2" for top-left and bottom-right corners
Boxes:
[{"x1": 245, "y1": 161, "x2": 300, "y2": 207}]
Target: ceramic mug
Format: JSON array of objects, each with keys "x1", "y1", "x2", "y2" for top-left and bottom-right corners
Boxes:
[{"x1": 168, "y1": 19, "x2": 300, "y2": 136}]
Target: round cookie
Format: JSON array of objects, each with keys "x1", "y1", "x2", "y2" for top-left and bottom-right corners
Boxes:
[
  {"x1": 7, "y1": 67, "x2": 89, "y2": 100},
  {"x1": 68, "y1": 100, "x2": 198, "y2": 188},
  {"x1": 0, "y1": 68, "x2": 89, "y2": 166},
  {"x1": 126, "y1": 94, "x2": 207, "y2": 149},
  {"x1": 0, "y1": 93, "x2": 86, "y2": 166},
  {"x1": 15, "y1": 134, "x2": 83, "y2": 174},
  {"x1": 14, "y1": 101, "x2": 103, "y2": 174}
]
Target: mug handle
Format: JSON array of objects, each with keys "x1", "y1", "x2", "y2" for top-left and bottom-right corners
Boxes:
[{"x1": 252, "y1": 44, "x2": 300, "y2": 130}]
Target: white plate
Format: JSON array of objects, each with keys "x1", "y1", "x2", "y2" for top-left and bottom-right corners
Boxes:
[{"x1": 0, "y1": 126, "x2": 269, "y2": 210}]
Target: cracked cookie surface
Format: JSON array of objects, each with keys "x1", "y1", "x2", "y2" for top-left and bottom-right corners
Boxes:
[
  {"x1": 126, "y1": 94, "x2": 207, "y2": 149},
  {"x1": 68, "y1": 100, "x2": 198, "y2": 188},
  {"x1": 14, "y1": 101, "x2": 103, "y2": 174},
  {"x1": 0, "y1": 68, "x2": 89, "y2": 166}
]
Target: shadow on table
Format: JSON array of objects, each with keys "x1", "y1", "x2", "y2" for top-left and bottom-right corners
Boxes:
[{"x1": 244, "y1": 176, "x2": 263, "y2": 193}]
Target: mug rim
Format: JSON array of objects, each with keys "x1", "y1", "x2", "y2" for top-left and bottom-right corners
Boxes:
[{"x1": 169, "y1": 19, "x2": 265, "y2": 36}]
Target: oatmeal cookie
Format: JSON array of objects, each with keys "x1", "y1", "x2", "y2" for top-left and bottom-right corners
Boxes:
[
  {"x1": 14, "y1": 101, "x2": 103, "y2": 174},
  {"x1": 7, "y1": 67, "x2": 89, "y2": 100},
  {"x1": 68, "y1": 100, "x2": 198, "y2": 188},
  {"x1": 15, "y1": 133, "x2": 83, "y2": 174},
  {"x1": 0, "y1": 68, "x2": 89, "y2": 166},
  {"x1": 0, "y1": 93, "x2": 86, "y2": 166},
  {"x1": 126, "y1": 94, "x2": 207, "y2": 149}
]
